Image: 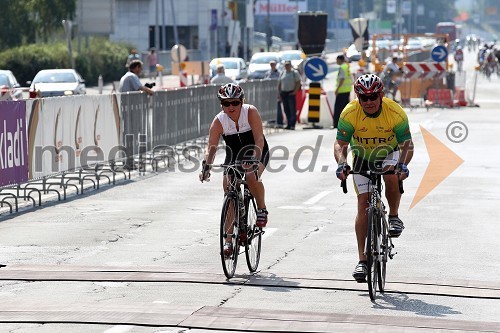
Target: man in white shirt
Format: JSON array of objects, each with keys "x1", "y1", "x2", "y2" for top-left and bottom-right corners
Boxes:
[
  {"x1": 119, "y1": 60, "x2": 154, "y2": 95},
  {"x1": 210, "y1": 64, "x2": 235, "y2": 84}
]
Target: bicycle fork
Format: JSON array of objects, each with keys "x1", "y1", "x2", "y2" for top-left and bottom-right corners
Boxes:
[{"x1": 380, "y1": 213, "x2": 397, "y2": 260}]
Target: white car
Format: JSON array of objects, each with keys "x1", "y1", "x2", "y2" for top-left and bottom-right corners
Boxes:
[
  {"x1": 209, "y1": 57, "x2": 248, "y2": 81},
  {"x1": 29, "y1": 69, "x2": 86, "y2": 97},
  {"x1": 247, "y1": 52, "x2": 281, "y2": 79},
  {"x1": 279, "y1": 50, "x2": 306, "y2": 69},
  {"x1": 0, "y1": 70, "x2": 23, "y2": 100}
]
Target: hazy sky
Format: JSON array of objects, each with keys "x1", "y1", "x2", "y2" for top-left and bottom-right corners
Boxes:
[{"x1": 455, "y1": 0, "x2": 472, "y2": 11}]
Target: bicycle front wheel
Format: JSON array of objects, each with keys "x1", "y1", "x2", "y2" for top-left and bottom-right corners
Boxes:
[
  {"x1": 378, "y1": 215, "x2": 388, "y2": 292},
  {"x1": 366, "y1": 207, "x2": 379, "y2": 301},
  {"x1": 244, "y1": 195, "x2": 262, "y2": 272},
  {"x1": 220, "y1": 194, "x2": 240, "y2": 279}
]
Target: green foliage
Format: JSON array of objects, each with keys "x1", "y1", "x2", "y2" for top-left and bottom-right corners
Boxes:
[
  {"x1": 75, "y1": 37, "x2": 132, "y2": 85},
  {"x1": 0, "y1": 38, "x2": 132, "y2": 86},
  {"x1": 0, "y1": 0, "x2": 76, "y2": 50}
]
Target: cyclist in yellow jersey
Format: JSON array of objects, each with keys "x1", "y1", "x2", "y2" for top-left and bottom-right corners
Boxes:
[{"x1": 334, "y1": 74, "x2": 414, "y2": 282}]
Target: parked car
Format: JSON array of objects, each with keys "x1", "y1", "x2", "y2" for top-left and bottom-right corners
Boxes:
[
  {"x1": 253, "y1": 32, "x2": 283, "y2": 53},
  {"x1": 279, "y1": 50, "x2": 306, "y2": 69},
  {"x1": 247, "y1": 52, "x2": 281, "y2": 79},
  {"x1": 0, "y1": 70, "x2": 23, "y2": 100},
  {"x1": 29, "y1": 69, "x2": 86, "y2": 97},
  {"x1": 209, "y1": 57, "x2": 248, "y2": 81}
]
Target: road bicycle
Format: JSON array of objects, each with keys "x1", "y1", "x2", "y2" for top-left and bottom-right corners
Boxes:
[
  {"x1": 341, "y1": 170, "x2": 403, "y2": 300},
  {"x1": 212, "y1": 161, "x2": 264, "y2": 279}
]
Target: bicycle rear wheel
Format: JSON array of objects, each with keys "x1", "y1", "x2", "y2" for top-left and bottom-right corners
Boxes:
[
  {"x1": 220, "y1": 194, "x2": 240, "y2": 279},
  {"x1": 244, "y1": 195, "x2": 262, "y2": 272},
  {"x1": 366, "y1": 207, "x2": 379, "y2": 301},
  {"x1": 378, "y1": 215, "x2": 388, "y2": 292}
]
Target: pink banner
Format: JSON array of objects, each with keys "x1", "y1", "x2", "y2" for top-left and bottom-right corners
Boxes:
[{"x1": 0, "y1": 101, "x2": 28, "y2": 187}]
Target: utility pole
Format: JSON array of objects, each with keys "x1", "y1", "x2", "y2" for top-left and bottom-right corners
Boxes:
[
  {"x1": 222, "y1": 0, "x2": 226, "y2": 56},
  {"x1": 155, "y1": 0, "x2": 160, "y2": 49},
  {"x1": 62, "y1": 20, "x2": 75, "y2": 69},
  {"x1": 266, "y1": 0, "x2": 271, "y2": 51},
  {"x1": 162, "y1": 0, "x2": 166, "y2": 49}
]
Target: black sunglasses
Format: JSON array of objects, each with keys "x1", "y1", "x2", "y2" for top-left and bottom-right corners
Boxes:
[
  {"x1": 221, "y1": 100, "x2": 242, "y2": 107},
  {"x1": 359, "y1": 94, "x2": 380, "y2": 102}
]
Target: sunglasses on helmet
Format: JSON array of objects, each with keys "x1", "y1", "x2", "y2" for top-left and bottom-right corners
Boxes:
[
  {"x1": 358, "y1": 94, "x2": 380, "y2": 102},
  {"x1": 221, "y1": 100, "x2": 242, "y2": 107}
]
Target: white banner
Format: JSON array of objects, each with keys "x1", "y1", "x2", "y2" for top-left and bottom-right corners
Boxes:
[
  {"x1": 26, "y1": 95, "x2": 120, "y2": 179},
  {"x1": 387, "y1": 0, "x2": 396, "y2": 14},
  {"x1": 255, "y1": 0, "x2": 307, "y2": 16}
]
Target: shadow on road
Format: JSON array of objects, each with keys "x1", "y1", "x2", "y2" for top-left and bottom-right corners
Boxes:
[
  {"x1": 373, "y1": 293, "x2": 462, "y2": 317},
  {"x1": 247, "y1": 273, "x2": 301, "y2": 292}
]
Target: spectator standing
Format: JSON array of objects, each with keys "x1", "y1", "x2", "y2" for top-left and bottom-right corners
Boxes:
[
  {"x1": 278, "y1": 60, "x2": 301, "y2": 130},
  {"x1": 264, "y1": 60, "x2": 283, "y2": 127},
  {"x1": 125, "y1": 48, "x2": 141, "y2": 70},
  {"x1": 119, "y1": 60, "x2": 154, "y2": 95},
  {"x1": 147, "y1": 48, "x2": 158, "y2": 80},
  {"x1": 264, "y1": 60, "x2": 280, "y2": 79},
  {"x1": 333, "y1": 55, "x2": 352, "y2": 128},
  {"x1": 119, "y1": 60, "x2": 154, "y2": 170},
  {"x1": 210, "y1": 64, "x2": 235, "y2": 84},
  {"x1": 238, "y1": 41, "x2": 244, "y2": 59}
]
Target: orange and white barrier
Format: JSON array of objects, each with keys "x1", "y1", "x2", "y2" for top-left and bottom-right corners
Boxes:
[
  {"x1": 403, "y1": 62, "x2": 446, "y2": 80},
  {"x1": 179, "y1": 70, "x2": 188, "y2": 87}
]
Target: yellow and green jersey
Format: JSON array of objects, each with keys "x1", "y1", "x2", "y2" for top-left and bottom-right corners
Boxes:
[{"x1": 336, "y1": 97, "x2": 411, "y2": 162}]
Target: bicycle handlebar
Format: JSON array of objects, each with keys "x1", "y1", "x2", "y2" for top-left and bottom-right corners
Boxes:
[
  {"x1": 341, "y1": 170, "x2": 404, "y2": 194},
  {"x1": 209, "y1": 160, "x2": 261, "y2": 168}
]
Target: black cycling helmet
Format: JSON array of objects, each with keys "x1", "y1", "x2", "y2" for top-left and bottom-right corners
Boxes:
[
  {"x1": 354, "y1": 74, "x2": 384, "y2": 96},
  {"x1": 217, "y1": 83, "x2": 244, "y2": 101}
]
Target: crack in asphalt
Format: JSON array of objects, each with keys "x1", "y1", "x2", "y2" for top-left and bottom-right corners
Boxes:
[
  {"x1": 218, "y1": 286, "x2": 243, "y2": 307},
  {"x1": 265, "y1": 248, "x2": 296, "y2": 270}
]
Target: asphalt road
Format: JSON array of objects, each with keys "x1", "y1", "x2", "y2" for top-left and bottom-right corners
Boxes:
[{"x1": 0, "y1": 48, "x2": 499, "y2": 332}]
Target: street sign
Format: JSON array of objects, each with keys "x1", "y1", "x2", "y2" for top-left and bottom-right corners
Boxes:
[
  {"x1": 171, "y1": 44, "x2": 187, "y2": 62},
  {"x1": 431, "y1": 45, "x2": 448, "y2": 62},
  {"x1": 304, "y1": 57, "x2": 328, "y2": 82}
]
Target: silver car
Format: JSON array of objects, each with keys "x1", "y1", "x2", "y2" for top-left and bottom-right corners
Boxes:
[
  {"x1": 209, "y1": 57, "x2": 248, "y2": 81},
  {"x1": 247, "y1": 52, "x2": 281, "y2": 79},
  {"x1": 0, "y1": 70, "x2": 23, "y2": 100},
  {"x1": 29, "y1": 69, "x2": 86, "y2": 97}
]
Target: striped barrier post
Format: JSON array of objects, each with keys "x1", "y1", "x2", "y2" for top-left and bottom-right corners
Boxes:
[{"x1": 307, "y1": 82, "x2": 321, "y2": 127}]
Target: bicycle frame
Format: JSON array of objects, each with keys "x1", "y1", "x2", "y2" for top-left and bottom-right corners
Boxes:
[
  {"x1": 214, "y1": 161, "x2": 263, "y2": 278},
  {"x1": 341, "y1": 169, "x2": 402, "y2": 300}
]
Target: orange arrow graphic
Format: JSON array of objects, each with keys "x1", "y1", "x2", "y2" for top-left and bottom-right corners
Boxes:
[{"x1": 410, "y1": 126, "x2": 464, "y2": 209}]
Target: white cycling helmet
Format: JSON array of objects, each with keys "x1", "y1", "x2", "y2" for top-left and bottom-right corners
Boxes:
[{"x1": 217, "y1": 83, "x2": 245, "y2": 101}]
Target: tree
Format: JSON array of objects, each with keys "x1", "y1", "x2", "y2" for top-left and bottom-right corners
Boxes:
[{"x1": 0, "y1": 0, "x2": 76, "y2": 50}]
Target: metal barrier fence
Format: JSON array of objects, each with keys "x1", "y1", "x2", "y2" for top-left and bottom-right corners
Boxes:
[
  {"x1": 120, "y1": 79, "x2": 277, "y2": 153},
  {"x1": 0, "y1": 79, "x2": 277, "y2": 214}
]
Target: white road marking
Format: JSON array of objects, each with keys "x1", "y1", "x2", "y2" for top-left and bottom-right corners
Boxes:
[
  {"x1": 303, "y1": 191, "x2": 332, "y2": 205},
  {"x1": 262, "y1": 227, "x2": 277, "y2": 241},
  {"x1": 278, "y1": 206, "x2": 326, "y2": 211},
  {"x1": 103, "y1": 325, "x2": 132, "y2": 333}
]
